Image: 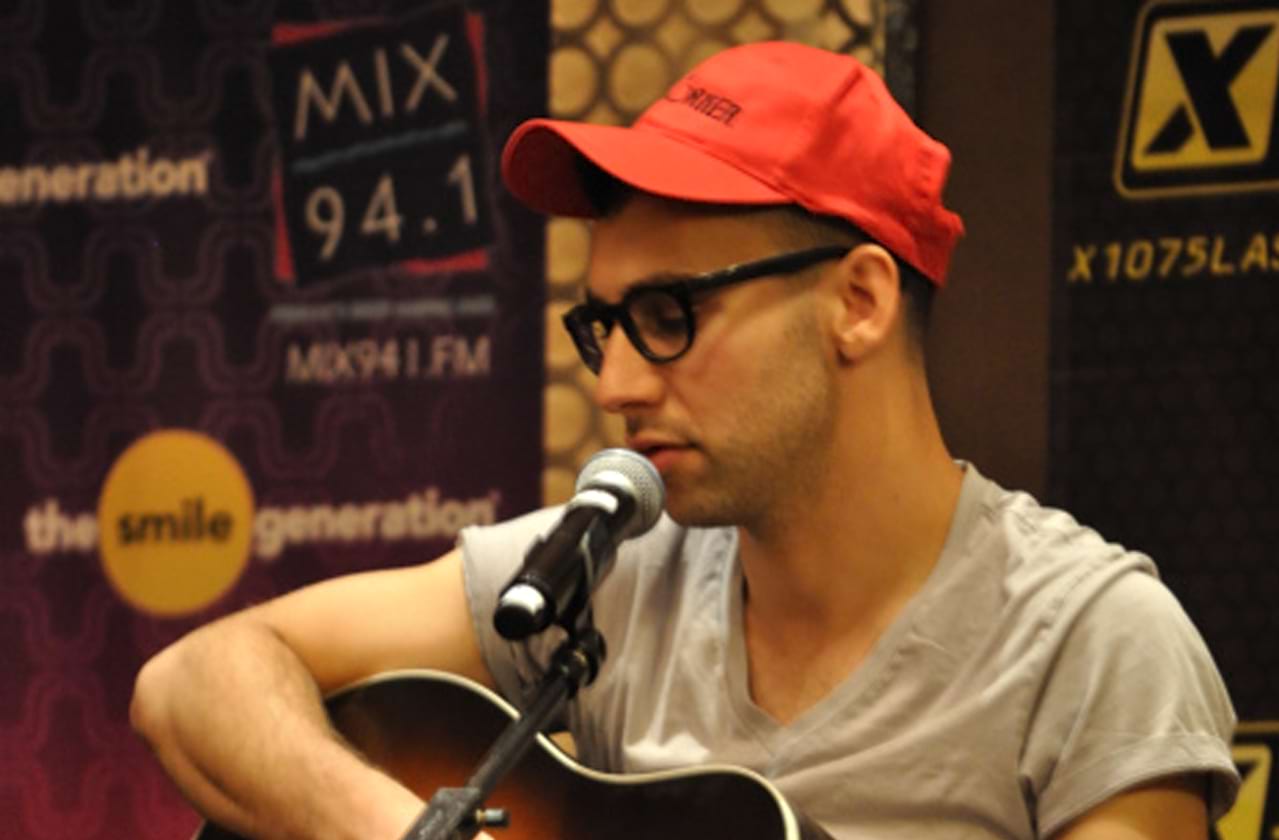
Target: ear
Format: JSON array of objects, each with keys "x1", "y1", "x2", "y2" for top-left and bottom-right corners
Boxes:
[{"x1": 827, "y1": 243, "x2": 902, "y2": 363}]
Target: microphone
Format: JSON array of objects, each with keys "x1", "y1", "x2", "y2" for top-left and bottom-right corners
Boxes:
[{"x1": 494, "y1": 448, "x2": 665, "y2": 640}]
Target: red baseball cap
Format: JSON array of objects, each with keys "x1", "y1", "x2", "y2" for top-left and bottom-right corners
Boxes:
[{"x1": 501, "y1": 41, "x2": 965, "y2": 286}]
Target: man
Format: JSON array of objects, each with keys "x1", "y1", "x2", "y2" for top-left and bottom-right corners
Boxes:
[{"x1": 131, "y1": 41, "x2": 1238, "y2": 839}]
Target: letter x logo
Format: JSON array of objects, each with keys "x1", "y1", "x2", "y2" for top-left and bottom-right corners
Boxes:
[
  {"x1": 1215, "y1": 724, "x2": 1279, "y2": 840},
  {"x1": 1115, "y1": 1, "x2": 1279, "y2": 198}
]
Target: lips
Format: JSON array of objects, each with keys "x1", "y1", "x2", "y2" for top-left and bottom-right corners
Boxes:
[
  {"x1": 627, "y1": 436, "x2": 683, "y2": 456},
  {"x1": 627, "y1": 436, "x2": 693, "y2": 472}
]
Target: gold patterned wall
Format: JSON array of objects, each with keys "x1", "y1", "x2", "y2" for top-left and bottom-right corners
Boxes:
[{"x1": 542, "y1": 0, "x2": 890, "y2": 504}]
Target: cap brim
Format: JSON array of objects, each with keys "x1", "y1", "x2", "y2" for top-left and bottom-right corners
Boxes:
[{"x1": 501, "y1": 118, "x2": 789, "y2": 217}]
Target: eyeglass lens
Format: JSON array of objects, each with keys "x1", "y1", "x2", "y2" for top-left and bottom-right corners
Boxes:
[
  {"x1": 573, "y1": 289, "x2": 692, "y2": 373},
  {"x1": 627, "y1": 289, "x2": 689, "y2": 358}
]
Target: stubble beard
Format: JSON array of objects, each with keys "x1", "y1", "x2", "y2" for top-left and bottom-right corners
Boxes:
[{"x1": 663, "y1": 309, "x2": 837, "y2": 533}]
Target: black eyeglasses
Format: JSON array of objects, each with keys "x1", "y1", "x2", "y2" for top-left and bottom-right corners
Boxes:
[{"x1": 562, "y1": 245, "x2": 849, "y2": 374}]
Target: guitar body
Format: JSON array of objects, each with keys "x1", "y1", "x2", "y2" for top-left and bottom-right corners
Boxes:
[{"x1": 195, "y1": 669, "x2": 834, "y2": 840}]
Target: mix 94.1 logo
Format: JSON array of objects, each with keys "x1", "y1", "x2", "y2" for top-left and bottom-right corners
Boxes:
[{"x1": 269, "y1": 5, "x2": 492, "y2": 282}]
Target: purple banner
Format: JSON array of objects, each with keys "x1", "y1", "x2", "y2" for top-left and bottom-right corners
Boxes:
[{"x1": 0, "y1": 1, "x2": 548, "y2": 837}]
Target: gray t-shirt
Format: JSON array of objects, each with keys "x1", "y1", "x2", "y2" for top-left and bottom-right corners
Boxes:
[{"x1": 461, "y1": 465, "x2": 1239, "y2": 838}]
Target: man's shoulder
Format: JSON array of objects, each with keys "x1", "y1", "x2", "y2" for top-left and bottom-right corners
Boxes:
[
  {"x1": 939, "y1": 466, "x2": 1165, "y2": 647},
  {"x1": 937, "y1": 469, "x2": 1223, "y2": 713},
  {"x1": 959, "y1": 465, "x2": 1156, "y2": 580}
]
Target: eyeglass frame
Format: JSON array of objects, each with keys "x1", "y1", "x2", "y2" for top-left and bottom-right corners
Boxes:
[{"x1": 561, "y1": 244, "x2": 851, "y2": 374}]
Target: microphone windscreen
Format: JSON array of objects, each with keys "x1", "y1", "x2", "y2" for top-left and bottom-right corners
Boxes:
[{"x1": 575, "y1": 448, "x2": 666, "y2": 537}]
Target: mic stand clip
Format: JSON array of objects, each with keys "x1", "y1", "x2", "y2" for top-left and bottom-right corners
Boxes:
[{"x1": 398, "y1": 617, "x2": 606, "y2": 840}]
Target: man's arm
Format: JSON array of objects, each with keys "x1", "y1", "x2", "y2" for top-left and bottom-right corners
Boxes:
[
  {"x1": 1051, "y1": 775, "x2": 1209, "y2": 840},
  {"x1": 131, "y1": 548, "x2": 490, "y2": 840}
]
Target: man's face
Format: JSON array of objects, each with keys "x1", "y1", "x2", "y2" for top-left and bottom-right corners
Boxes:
[{"x1": 583, "y1": 194, "x2": 838, "y2": 528}]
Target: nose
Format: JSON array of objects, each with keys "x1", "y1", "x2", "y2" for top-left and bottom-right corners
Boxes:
[{"x1": 592, "y1": 327, "x2": 665, "y2": 414}]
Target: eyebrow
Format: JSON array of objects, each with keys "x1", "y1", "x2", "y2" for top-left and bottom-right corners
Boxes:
[{"x1": 583, "y1": 271, "x2": 700, "y2": 306}]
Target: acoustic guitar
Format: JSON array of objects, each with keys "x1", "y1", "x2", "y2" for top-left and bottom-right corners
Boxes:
[{"x1": 195, "y1": 669, "x2": 835, "y2": 839}]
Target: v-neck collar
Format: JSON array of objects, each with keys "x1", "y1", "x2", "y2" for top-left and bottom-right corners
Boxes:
[{"x1": 720, "y1": 464, "x2": 988, "y2": 761}]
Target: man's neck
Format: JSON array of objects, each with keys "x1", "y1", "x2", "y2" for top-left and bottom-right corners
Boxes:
[
  {"x1": 733, "y1": 407, "x2": 963, "y2": 723},
  {"x1": 736, "y1": 380, "x2": 964, "y2": 634}
]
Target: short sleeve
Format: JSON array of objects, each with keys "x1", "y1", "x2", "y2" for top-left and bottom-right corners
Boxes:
[
  {"x1": 458, "y1": 507, "x2": 569, "y2": 708},
  {"x1": 1021, "y1": 569, "x2": 1240, "y2": 836}
]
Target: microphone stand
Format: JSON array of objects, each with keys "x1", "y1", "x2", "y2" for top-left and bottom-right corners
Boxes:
[{"x1": 398, "y1": 594, "x2": 606, "y2": 840}]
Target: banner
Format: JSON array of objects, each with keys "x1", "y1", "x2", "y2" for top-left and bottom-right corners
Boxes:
[
  {"x1": 0, "y1": 1, "x2": 548, "y2": 837},
  {"x1": 1054, "y1": 1, "x2": 1279, "y2": 835}
]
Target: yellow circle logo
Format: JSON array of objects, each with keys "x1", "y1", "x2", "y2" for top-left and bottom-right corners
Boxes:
[{"x1": 98, "y1": 429, "x2": 254, "y2": 616}]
